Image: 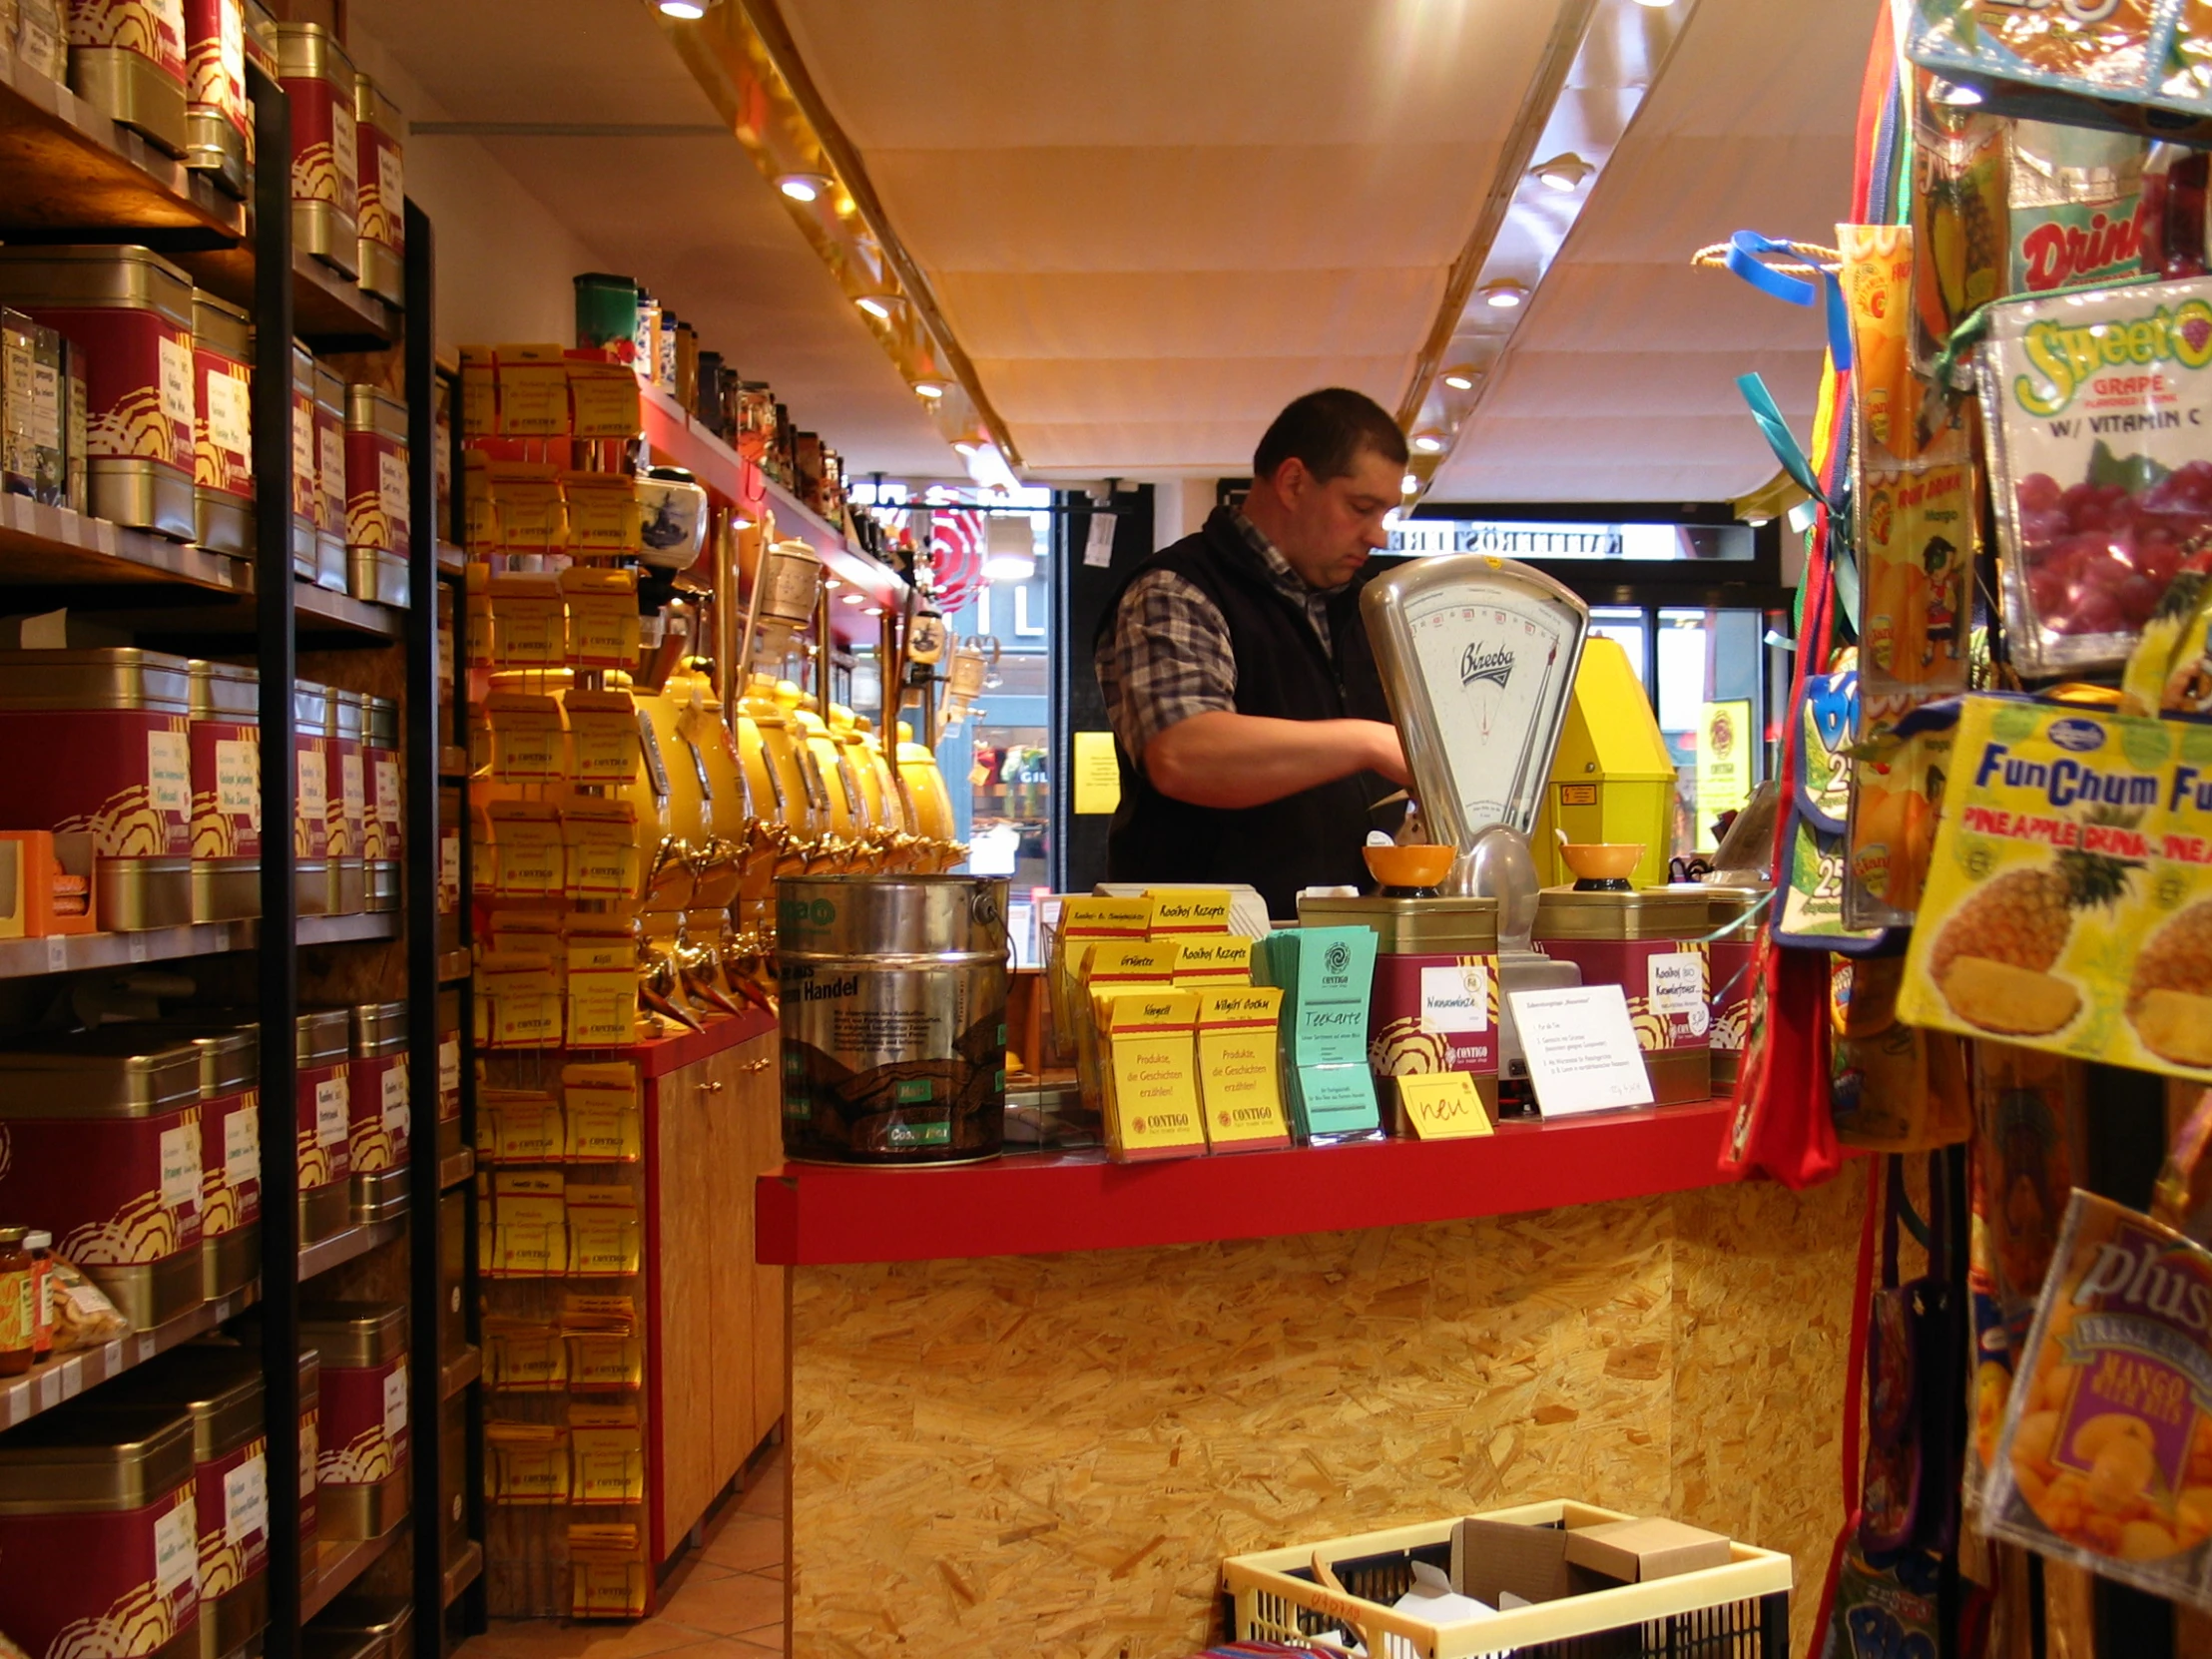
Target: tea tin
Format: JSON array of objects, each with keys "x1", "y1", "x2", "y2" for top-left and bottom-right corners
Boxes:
[
  {"x1": 1533, "y1": 886, "x2": 1714, "y2": 1105},
  {"x1": 351, "y1": 74, "x2": 404, "y2": 305},
  {"x1": 292, "y1": 680, "x2": 329, "y2": 918},
  {"x1": 344, "y1": 384, "x2": 408, "y2": 606},
  {"x1": 360, "y1": 695, "x2": 398, "y2": 912},
  {"x1": 311, "y1": 362, "x2": 347, "y2": 590},
  {"x1": 276, "y1": 23, "x2": 358, "y2": 276},
  {"x1": 186, "y1": 659, "x2": 259, "y2": 923},
  {"x1": 324, "y1": 688, "x2": 364, "y2": 916},
  {"x1": 345, "y1": 1001, "x2": 408, "y2": 1222},
  {"x1": 183, "y1": 0, "x2": 250, "y2": 198},
  {"x1": 68, "y1": 0, "x2": 190, "y2": 156}
]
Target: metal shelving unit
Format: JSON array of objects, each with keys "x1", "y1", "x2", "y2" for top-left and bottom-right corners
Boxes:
[{"x1": 0, "y1": 54, "x2": 460, "y2": 1659}]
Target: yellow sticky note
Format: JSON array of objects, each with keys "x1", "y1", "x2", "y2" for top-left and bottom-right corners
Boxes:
[
  {"x1": 1073, "y1": 730, "x2": 1121, "y2": 816},
  {"x1": 1395, "y1": 1072, "x2": 1494, "y2": 1140}
]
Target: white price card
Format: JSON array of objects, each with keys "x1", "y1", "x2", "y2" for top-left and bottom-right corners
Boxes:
[
  {"x1": 382, "y1": 1369, "x2": 407, "y2": 1439},
  {"x1": 1506, "y1": 984, "x2": 1655, "y2": 1117},
  {"x1": 158, "y1": 1123, "x2": 202, "y2": 1213},
  {"x1": 153, "y1": 1499, "x2": 197, "y2": 1596},
  {"x1": 381, "y1": 1066, "x2": 409, "y2": 1137},
  {"x1": 224, "y1": 1452, "x2": 267, "y2": 1545},
  {"x1": 1083, "y1": 511, "x2": 1117, "y2": 568}
]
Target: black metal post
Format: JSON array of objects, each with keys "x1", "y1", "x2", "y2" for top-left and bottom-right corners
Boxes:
[
  {"x1": 401, "y1": 199, "x2": 444, "y2": 1659},
  {"x1": 247, "y1": 60, "x2": 302, "y2": 1659}
]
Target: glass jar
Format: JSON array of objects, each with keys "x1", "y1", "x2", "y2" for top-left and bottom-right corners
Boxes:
[
  {"x1": 0, "y1": 1227, "x2": 31, "y2": 1375},
  {"x1": 23, "y1": 1231, "x2": 50, "y2": 1359}
]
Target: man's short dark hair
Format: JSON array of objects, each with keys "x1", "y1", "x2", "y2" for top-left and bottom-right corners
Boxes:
[{"x1": 1253, "y1": 387, "x2": 1409, "y2": 483}]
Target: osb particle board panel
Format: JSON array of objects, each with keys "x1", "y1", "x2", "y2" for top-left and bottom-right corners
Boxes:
[{"x1": 788, "y1": 1176, "x2": 1864, "y2": 1659}]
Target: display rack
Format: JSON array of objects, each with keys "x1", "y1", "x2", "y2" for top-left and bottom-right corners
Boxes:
[{"x1": 0, "y1": 58, "x2": 467, "y2": 1659}]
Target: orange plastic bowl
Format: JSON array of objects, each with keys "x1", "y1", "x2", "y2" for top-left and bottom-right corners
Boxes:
[
  {"x1": 1560, "y1": 842, "x2": 1644, "y2": 883},
  {"x1": 1364, "y1": 842, "x2": 1456, "y2": 890}
]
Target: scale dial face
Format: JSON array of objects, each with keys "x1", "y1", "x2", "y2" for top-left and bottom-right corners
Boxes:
[{"x1": 1398, "y1": 582, "x2": 1579, "y2": 836}]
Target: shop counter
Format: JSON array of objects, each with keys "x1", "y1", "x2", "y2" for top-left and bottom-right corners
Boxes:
[{"x1": 758, "y1": 1096, "x2": 1867, "y2": 1659}]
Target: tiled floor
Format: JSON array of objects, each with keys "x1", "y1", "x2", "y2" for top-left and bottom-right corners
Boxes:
[{"x1": 460, "y1": 1445, "x2": 789, "y2": 1659}]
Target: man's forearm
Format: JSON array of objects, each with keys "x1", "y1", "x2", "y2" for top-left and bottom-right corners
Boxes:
[{"x1": 1143, "y1": 711, "x2": 1406, "y2": 810}]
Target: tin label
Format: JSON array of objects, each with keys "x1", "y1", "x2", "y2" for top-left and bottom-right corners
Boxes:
[
  {"x1": 296, "y1": 747, "x2": 326, "y2": 822},
  {"x1": 318, "y1": 424, "x2": 345, "y2": 525},
  {"x1": 375, "y1": 759, "x2": 399, "y2": 829},
  {"x1": 159, "y1": 1122, "x2": 201, "y2": 1212},
  {"x1": 224, "y1": 1451, "x2": 266, "y2": 1545},
  {"x1": 147, "y1": 729, "x2": 190, "y2": 816},
  {"x1": 441, "y1": 831, "x2": 460, "y2": 907},
  {"x1": 205, "y1": 366, "x2": 249, "y2": 455},
  {"x1": 30, "y1": 360, "x2": 58, "y2": 449},
  {"x1": 330, "y1": 101, "x2": 358, "y2": 198},
  {"x1": 378, "y1": 448, "x2": 408, "y2": 536},
  {"x1": 314, "y1": 1077, "x2": 346, "y2": 1147},
  {"x1": 1648, "y1": 951, "x2": 1709, "y2": 1027},
  {"x1": 291, "y1": 399, "x2": 313, "y2": 484},
  {"x1": 382, "y1": 1369, "x2": 407, "y2": 1439},
  {"x1": 376, "y1": 147, "x2": 404, "y2": 241},
  {"x1": 1419, "y1": 963, "x2": 1490, "y2": 1033},
  {"x1": 158, "y1": 335, "x2": 194, "y2": 427},
  {"x1": 438, "y1": 1037, "x2": 459, "y2": 1101},
  {"x1": 216, "y1": 737, "x2": 257, "y2": 815},
  {"x1": 154, "y1": 1501, "x2": 195, "y2": 1597},
  {"x1": 341, "y1": 752, "x2": 364, "y2": 827},
  {"x1": 225, "y1": 1104, "x2": 258, "y2": 1189},
  {"x1": 217, "y1": 0, "x2": 244, "y2": 101},
  {"x1": 381, "y1": 1065, "x2": 408, "y2": 1137}
]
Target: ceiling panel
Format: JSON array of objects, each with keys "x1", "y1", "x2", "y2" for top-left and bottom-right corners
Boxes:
[
  {"x1": 1431, "y1": 0, "x2": 1879, "y2": 503},
  {"x1": 348, "y1": 0, "x2": 957, "y2": 476}
]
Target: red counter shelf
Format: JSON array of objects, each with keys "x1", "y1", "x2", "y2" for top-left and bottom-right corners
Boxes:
[{"x1": 756, "y1": 1097, "x2": 1746, "y2": 1267}]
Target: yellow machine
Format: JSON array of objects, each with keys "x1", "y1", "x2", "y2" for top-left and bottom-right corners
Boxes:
[
  {"x1": 667, "y1": 666, "x2": 744, "y2": 912},
  {"x1": 794, "y1": 689, "x2": 865, "y2": 852},
  {"x1": 1528, "y1": 635, "x2": 1680, "y2": 890},
  {"x1": 743, "y1": 673, "x2": 826, "y2": 853},
  {"x1": 895, "y1": 719, "x2": 963, "y2": 872}
]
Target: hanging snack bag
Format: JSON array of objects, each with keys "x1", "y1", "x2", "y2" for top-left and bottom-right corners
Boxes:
[
  {"x1": 2007, "y1": 121, "x2": 2149, "y2": 297},
  {"x1": 1980, "y1": 274, "x2": 2212, "y2": 679},
  {"x1": 1912, "y1": 74, "x2": 2007, "y2": 382},
  {"x1": 1983, "y1": 1189, "x2": 2212, "y2": 1604},
  {"x1": 1909, "y1": 0, "x2": 2168, "y2": 116}
]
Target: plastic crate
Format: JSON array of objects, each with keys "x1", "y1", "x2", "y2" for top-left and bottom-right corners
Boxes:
[{"x1": 1219, "y1": 1500, "x2": 1793, "y2": 1659}]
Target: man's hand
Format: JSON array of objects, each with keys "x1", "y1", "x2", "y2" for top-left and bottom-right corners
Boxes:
[{"x1": 1144, "y1": 713, "x2": 1409, "y2": 811}]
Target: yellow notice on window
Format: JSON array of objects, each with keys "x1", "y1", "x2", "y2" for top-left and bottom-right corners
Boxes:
[
  {"x1": 1695, "y1": 699, "x2": 1754, "y2": 851},
  {"x1": 1394, "y1": 1072, "x2": 1494, "y2": 1140},
  {"x1": 1073, "y1": 730, "x2": 1121, "y2": 817}
]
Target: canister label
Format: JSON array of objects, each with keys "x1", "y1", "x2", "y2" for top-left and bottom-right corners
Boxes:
[
  {"x1": 157, "y1": 336, "x2": 193, "y2": 428},
  {"x1": 223, "y1": 1102, "x2": 258, "y2": 1194},
  {"x1": 146, "y1": 730, "x2": 189, "y2": 815},
  {"x1": 1543, "y1": 937, "x2": 1712, "y2": 1053},
  {"x1": 314, "y1": 1077, "x2": 346, "y2": 1147},
  {"x1": 223, "y1": 1451, "x2": 266, "y2": 1548},
  {"x1": 1368, "y1": 952, "x2": 1500, "y2": 1077},
  {"x1": 158, "y1": 1121, "x2": 200, "y2": 1212}
]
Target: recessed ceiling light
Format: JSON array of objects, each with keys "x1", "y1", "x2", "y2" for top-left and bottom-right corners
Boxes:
[
  {"x1": 952, "y1": 438, "x2": 979, "y2": 456},
  {"x1": 775, "y1": 172, "x2": 830, "y2": 203},
  {"x1": 1411, "y1": 432, "x2": 1445, "y2": 454},
  {"x1": 839, "y1": 593, "x2": 865, "y2": 606},
  {"x1": 1481, "y1": 279, "x2": 1528, "y2": 309},
  {"x1": 864, "y1": 606, "x2": 884, "y2": 617},
  {"x1": 657, "y1": 0, "x2": 706, "y2": 16},
  {"x1": 1401, "y1": 473, "x2": 1420, "y2": 495},
  {"x1": 822, "y1": 576, "x2": 841, "y2": 590},
  {"x1": 910, "y1": 378, "x2": 946, "y2": 399},
  {"x1": 1531, "y1": 154, "x2": 1593, "y2": 193},
  {"x1": 1632, "y1": 0, "x2": 1674, "y2": 8},
  {"x1": 1440, "y1": 367, "x2": 1478, "y2": 391}
]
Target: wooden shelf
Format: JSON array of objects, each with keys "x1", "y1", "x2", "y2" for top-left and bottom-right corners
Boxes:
[
  {"x1": 0, "y1": 493, "x2": 251, "y2": 593},
  {"x1": 566, "y1": 1004, "x2": 776, "y2": 1078},
  {"x1": 439, "y1": 1147, "x2": 474, "y2": 1192},
  {"x1": 302, "y1": 1521, "x2": 408, "y2": 1623},
  {"x1": 294, "y1": 580, "x2": 404, "y2": 641},
  {"x1": 297, "y1": 911, "x2": 399, "y2": 947},
  {"x1": 0, "y1": 1280, "x2": 257, "y2": 1430},
  {"x1": 173, "y1": 244, "x2": 395, "y2": 350},
  {"x1": 0, "y1": 911, "x2": 397, "y2": 980},
  {"x1": 298, "y1": 1216, "x2": 404, "y2": 1282},
  {"x1": 441, "y1": 1344, "x2": 482, "y2": 1400},
  {"x1": 441, "y1": 1540, "x2": 484, "y2": 1608},
  {"x1": 758, "y1": 1098, "x2": 1748, "y2": 1266},
  {"x1": 0, "y1": 49, "x2": 244, "y2": 242},
  {"x1": 437, "y1": 947, "x2": 471, "y2": 984}
]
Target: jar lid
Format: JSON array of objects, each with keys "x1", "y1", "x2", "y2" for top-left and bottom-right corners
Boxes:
[
  {"x1": 0, "y1": 1226, "x2": 25, "y2": 1246},
  {"x1": 23, "y1": 1231, "x2": 49, "y2": 1250}
]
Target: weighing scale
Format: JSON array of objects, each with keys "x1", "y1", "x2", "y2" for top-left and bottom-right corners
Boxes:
[{"x1": 1361, "y1": 554, "x2": 1591, "y2": 1092}]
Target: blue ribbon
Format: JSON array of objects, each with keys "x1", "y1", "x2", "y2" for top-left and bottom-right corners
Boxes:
[{"x1": 1725, "y1": 231, "x2": 1854, "y2": 370}]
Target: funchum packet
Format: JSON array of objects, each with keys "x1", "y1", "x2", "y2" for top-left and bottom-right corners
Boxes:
[
  {"x1": 1982, "y1": 1189, "x2": 2212, "y2": 1606},
  {"x1": 1982, "y1": 275, "x2": 2212, "y2": 679}
]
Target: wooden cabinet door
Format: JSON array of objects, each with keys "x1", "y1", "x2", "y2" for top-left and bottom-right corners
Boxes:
[
  {"x1": 654, "y1": 1053, "x2": 721, "y2": 1552},
  {"x1": 707, "y1": 1036, "x2": 758, "y2": 1487},
  {"x1": 743, "y1": 1032, "x2": 787, "y2": 1447}
]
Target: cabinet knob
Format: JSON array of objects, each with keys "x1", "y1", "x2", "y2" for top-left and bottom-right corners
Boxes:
[
  {"x1": 698, "y1": 1080, "x2": 725, "y2": 1094},
  {"x1": 744, "y1": 1057, "x2": 771, "y2": 1072}
]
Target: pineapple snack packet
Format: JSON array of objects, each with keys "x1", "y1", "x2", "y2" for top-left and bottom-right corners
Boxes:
[
  {"x1": 1982, "y1": 1188, "x2": 2212, "y2": 1603},
  {"x1": 1911, "y1": 72, "x2": 2007, "y2": 384},
  {"x1": 1901, "y1": 694, "x2": 2212, "y2": 1080}
]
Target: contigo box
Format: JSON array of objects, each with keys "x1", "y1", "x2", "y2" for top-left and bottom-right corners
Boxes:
[
  {"x1": 289, "y1": 340, "x2": 318, "y2": 578},
  {"x1": 0, "y1": 247, "x2": 197, "y2": 538},
  {"x1": 1297, "y1": 893, "x2": 1501, "y2": 1128},
  {"x1": 276, "y1": 23, "x2": 358, "y2": 276},
  {"x1": 344, "y1": 385, "x2": 409, "y2": 607},
  {"x1": 1533, "y1": 886, "x2": 1714, "y2": 1105},
  {"x1": 312, "y1": 361, "x2": 348, "y2": 590},
  {"x1": 1704, "y1": 885, "x2": 1766, "y2": 1092},
  {"x1": 325, "y1": 688, "x2": 365, "y2": 916},
  {"x1": 0, "y1": 1403, "x2": 200, "y2": 1659},
  {"x1": 81, "y1": 1348, "x2": 271, "y2": 1659},
  {"x1": 190, "y1": 288, "x2": 252, "y2": 555},
  {"x1": 67, "y1": 0, "x2": 190, "y2": 156},
  {"x1": 293, "y1": 680, "x2": 330, "y2": 918},
  {"x1": 187, "y1": 659, "x2": 260, "y2": 923},
  {"x1": 0, "y1": 1033, "x2": 209, "y2": 1327},
  {"x1": 184, "y1": 0, "x2": 251, "y2": 199},
  {"x1": 0, "y1": 648, "x2": 195, "y2": 929},
  {"x1": 347, "y1": 1000, "x2": 408, "y2": 1223},
  {"x1": 295, "y1": 1008, "x2": 353, "y2": 1243},
  {"x1": 299, "y1": 1302, "x2": 408, "y2": 1541},
  {"x1": 361, "y1": 696, "x2": 399, "y2": 912},
  {"x1": 351, "y1": 74, "x2": 404, "y2": 306}
]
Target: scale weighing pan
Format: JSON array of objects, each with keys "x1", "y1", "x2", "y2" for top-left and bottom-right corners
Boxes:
[{"x1": 1361, "y1": 553, "x2": 1589, "y2": 850}]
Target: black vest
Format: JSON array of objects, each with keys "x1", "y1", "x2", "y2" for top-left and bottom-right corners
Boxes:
[{"x1": 1093, "y1": 507, "x2": 1395, "y2": 919}]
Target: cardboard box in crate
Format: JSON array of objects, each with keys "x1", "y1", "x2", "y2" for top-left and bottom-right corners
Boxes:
[{"x1": 1220, "y1": 1500, "x2": 1792, "y2": 1659}]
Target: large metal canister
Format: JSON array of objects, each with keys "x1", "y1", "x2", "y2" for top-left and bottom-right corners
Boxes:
[
  {"x1": 778, "y1": 874, "x2": 1009, "y2": 1164},
  {"x1": 68, "y1": 0, "x2": 190, "y2": 157},
  {"x1": 189, "y1": 287, "x2": 252, "y2": 555},
  {"x1": 276, "y1": 23, "x2": 358, "y2": 277},
  {"x1": 1532, "y1": 885, "x2": 1713, "y2": 1105},
  {"x1": 351, "y1": 74, "x2": 405, "y2": 306},
  {"x1": 344, "y1": 384, "x2": 409, "y2": 606},
  {"x1": 187, "y1": 658, "x2": 259, "y2": 922}
]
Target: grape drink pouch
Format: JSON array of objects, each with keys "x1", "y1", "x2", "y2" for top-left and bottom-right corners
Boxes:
[
  {"x1": 1980, "y1": 275, "x2": 2212, "y2": 678},
  {"x1": 1982, "y1": 1189, "x2": 2212, "y2": 1605}
]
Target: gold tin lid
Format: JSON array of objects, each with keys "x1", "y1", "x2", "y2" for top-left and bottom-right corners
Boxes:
[
  {"x1": 298, "y1": 1301, "x2": 407, "y2": 1370},
  {"x1": 120, "y1": 1021, "x2": 259, "y2": 1097},
  {"x1": 302, "y1": 1631, "x2": 382, "y2": 1659},
  {"x1": 362, "y1": 696, "x2": 397, "y2": 748},
  {"x1": 0, "y1": 1403, "x2": 197, "y2": 1515},
  {"x1": 1695, "y1": 882, "x2": 1767, "y2": 939},
  {"x1": 299, "y1": 1346, "x2": 319, "y2": 1406},
  {"x1": 327, "y1": 687, "x2": 364, "y2": 740},
  {"x1": 351, "y1": 73, "x2": 401, "y2": 135},
  {"x1": 0, "y1": 648, "x2": 193, "y2": 713},
  {"x1": 190, "y1": 289, "x2": 252, "y2": 360},
  {"x1": 188, "y1": 658, "x2": 259, "y2": 721},
  {"x1": 1533, "y1": 886, "x2": 1713, "y2": 940},
  {"x1": 312, "y1": 361, "x2": 344, "y2": 416},
  {"x1": 0, "y1": 1032, "x2": 205, "y2": 1118},
  {"x1": 297, "y1": 1008, "x2": 352, "y2": 1066},
  {"x1": 293, "y1": 679, "x2": 328, "y2": 736},
  {"x1": 1295, "y1": 893, "x2": 1498, "y2": 955},
  {"x1": 77, "y1": 1346, "x2": 265, "y2": 1463},
  {"x1": 0, "y1": 246, "x2": 195, "y2": 328},
  {"x1": 344, "y1": 385, "x2": 406, "y2": 443},
  {"x1": 316, "y1": 1595, "x2": 413, "y2": 1659},
  {"x1": 292, "y1": 339, "x2": 313, "y2": 376},
  {"x1": 275, "y1": 20, "x2": 356, "y2": 92},
  {"x1": 351, "y1": 1001, "x2": 406, "y2": 1057}
]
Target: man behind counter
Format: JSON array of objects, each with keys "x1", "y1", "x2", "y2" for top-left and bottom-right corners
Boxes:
[{"x1": 1095, "y1": 387, "x2": 1413, "y2": 918}]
